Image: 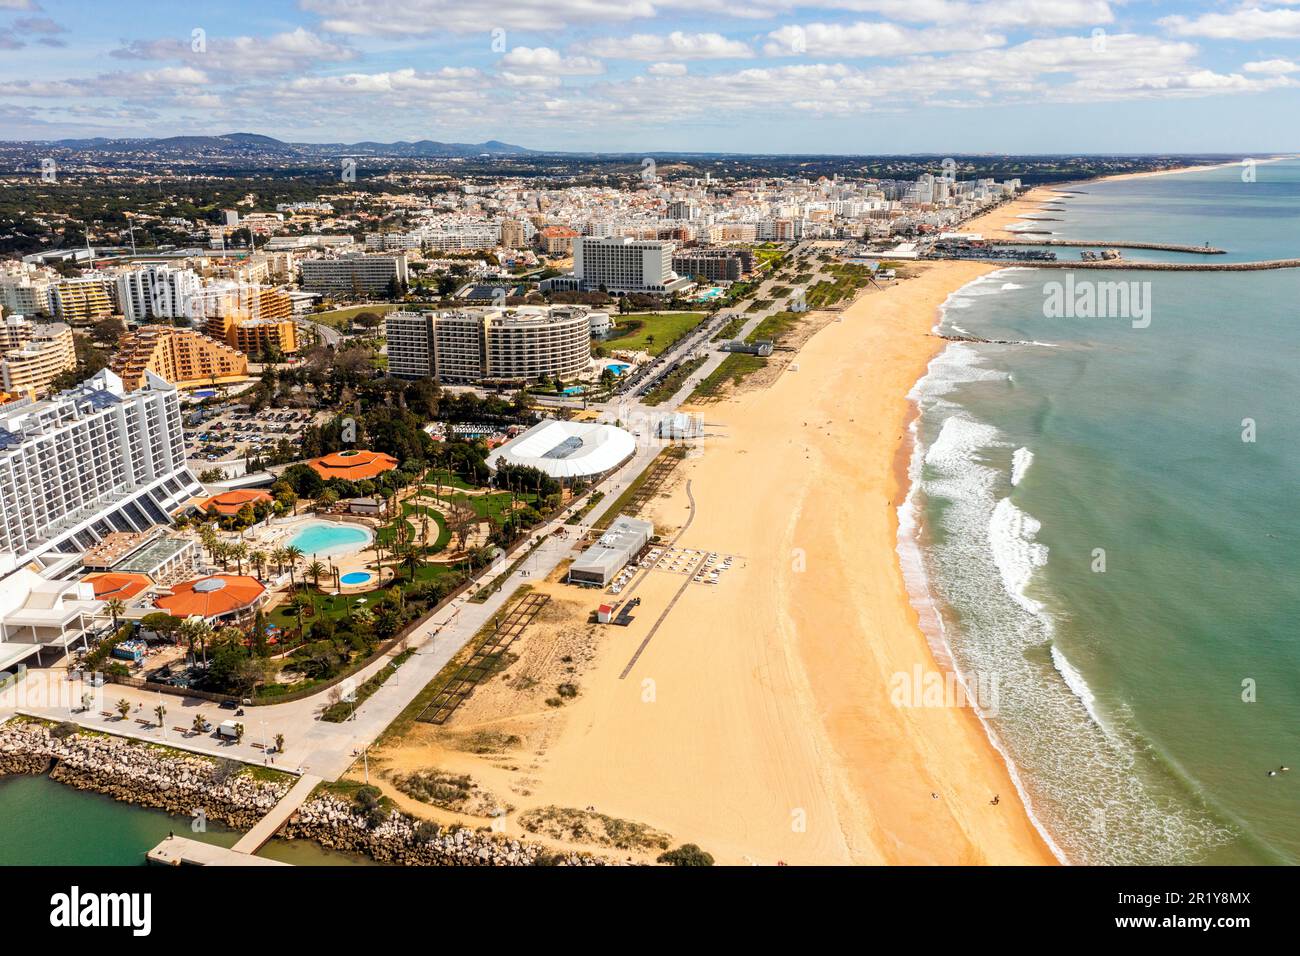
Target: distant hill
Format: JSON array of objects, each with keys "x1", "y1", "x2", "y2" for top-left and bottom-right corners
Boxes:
[{"x1": 46, "y1": 132, "x2": 536, "y2": 159}]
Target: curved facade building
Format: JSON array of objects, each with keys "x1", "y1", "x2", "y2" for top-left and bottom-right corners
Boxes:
[
  {"x1": 386, "y1": 307, "x2": 592, "y2": 385},
  {"x1": 484, "y1": 310, "x2": 591, "y2": 384}
]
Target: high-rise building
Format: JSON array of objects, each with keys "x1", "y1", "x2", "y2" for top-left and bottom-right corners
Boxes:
[
  {"x1": 0, "y1": 319, "x2": 76, "y2": 399},
  {"x1": 50, "y1": 277, "x2": 116, "y2": 326},
  {"x1": 110, "y1": 326, "x2": 248, "y2": 390},
  {"x1": 573, "y1": 236, "x2": 688, "y2": 293},
  {"x1": 204, "y1": 314, "x2": 298, "y2": 357},
  {"x1": 500, "y1": 219, "x2": 527, "y2": 250},
  {"x1": 299, "y1": 253, "x2": 408, "y2": 296},
  {"x1": 672, "y1": 248, "x2": 755, "y2": 282},
  {"x1": 115, "y1": 265, "x2": 202, "y2": 322},
  {"x1": 0, "y1": 369, "x2": 203, "y2": 568},
  {"x1": 0, "y1": 266, "x2": 55, "y2": 316},
  {"x1": 386, "y1": 307, "x2": 591, "y2": 384}
]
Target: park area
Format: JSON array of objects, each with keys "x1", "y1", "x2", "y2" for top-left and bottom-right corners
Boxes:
[{"x1": 600, "y1": 311, "x2": 705, "y2": 356}]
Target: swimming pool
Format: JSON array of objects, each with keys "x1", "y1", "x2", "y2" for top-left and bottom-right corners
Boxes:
[
  {"x1": 340, "y1": 572, "x2": 372, "y2": 586},
  {"x1": 286, "y1": 521, "x2": 372, "y2": 557}
]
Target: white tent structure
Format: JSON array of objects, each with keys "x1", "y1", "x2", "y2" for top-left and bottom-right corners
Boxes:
[{"x1": 486, "y1": 419, "x2": 635, "y2": 480}]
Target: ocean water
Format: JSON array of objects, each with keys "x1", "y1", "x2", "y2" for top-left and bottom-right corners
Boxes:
[
  {"x1": 905, "y1": 161, "x2": 1300, "y2": 865},
  {"x1": 0, "y1": 773, "x2": 373, "y2": 866}
]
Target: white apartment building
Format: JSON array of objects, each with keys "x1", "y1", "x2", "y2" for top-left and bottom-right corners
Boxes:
[
  {"x1": 573, "y1": 236, "x2": 689, "y2": 293},
  {"x1": 0, "y1": 319, "x2": 76, "y2": 399},
  {"x1": 0, "y1": 368, "x2": 203, "y2": 570},
  {"x1": 385, "y1": 311, "x2": 436, "y2": 379},
  {"x1": 386, "y1": 307, "x2": 591, "y2": 384},
  {"x1": 0, "y1": 265, "x2": 55, "y2": 315},
  {"x1": 299, "y1": 253, "x2": 409, "y2": 295},
  {"x1": 115, "y1": 264, "x2": 203, "y2": 322}
]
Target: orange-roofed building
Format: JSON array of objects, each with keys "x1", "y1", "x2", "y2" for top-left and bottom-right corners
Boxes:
[
  {"x1": 306, "y1": 449, "x2": 399, "y2": 482},
  {"x1": 83, "y1": 572, "x2": 153, "y2": 602},
  {"x1": 202, "y1": 489, "x2": 273, "y2": 517},
  {"x1": 153, "y1": 574, "x2": 266, "y2": 624}
]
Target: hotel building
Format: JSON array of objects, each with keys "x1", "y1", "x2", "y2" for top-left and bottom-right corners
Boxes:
[
  {"x1": 299, "y1": 253, "x2": 408, "y2": 296},
  {"x1": 110, "y1": 326, "x2": 249, "y2": 390},
  {"x1": 115, "y1": 265, "x2": 203, "y2": 322},
  {"x1": 573, "y1": 236, "x2": 689, "y2": 293},
  {"x1": 386, "y1": 307, "x2": 591, "y2": 385},
  {"x1": 51, "y1": 276, "x2": 116, "y2": 326},
  {"x1": 0, "y1": 368, "x2": 203, "y2": 570},
  {"x1": 0, "y1": 318, "x2": 76, "y2": 399}
]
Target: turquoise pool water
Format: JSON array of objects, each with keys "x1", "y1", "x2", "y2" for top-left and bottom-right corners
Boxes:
[
  {"x1": 340, "y1": 571, "x2": 372, "y2": 585},
  {"x1": 286, "y1": 521, "x2": 371, "y2": 557}
]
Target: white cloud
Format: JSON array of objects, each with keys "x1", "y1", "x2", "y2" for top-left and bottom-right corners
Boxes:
[
  {"x1": 1244, "y1": 58, "x2": 1300, "y2": 73},
  {"x1": 819, "y1": 0, "x2": 1113, "y2": 29},
  {"x1": 112, "y1": 28, "x2": 357, "y2": 76},
  {"x1": 499, "y1": 47, "x2": 604, "y2": 75},
  {"x1": 580, "y1": 31, "x2": 754, "y2": 60},
  {"x1": 1162, "y1": 9, "x2": 1300, "y2": 41},
  {"x1": 300, "y1": 0, "x2": 657, "y2": 34},
  {"x1": 765, "y1": 22, "x2": 1004, "y2": 57},
  {"x1": 647, "y1": 62, "x2": 688, "y2": 76}
]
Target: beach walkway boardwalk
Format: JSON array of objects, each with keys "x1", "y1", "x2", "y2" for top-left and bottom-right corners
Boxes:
[{"x1": 232, "y1": 773, "x2": 321, "y2": 853}]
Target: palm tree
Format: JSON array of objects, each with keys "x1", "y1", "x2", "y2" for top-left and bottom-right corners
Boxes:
[
  {"x1": 191, "y1": 714, "x2": 209, "y2": 735},
  {"x1": 229, "y1": 541, "x2": 249, "y2": 575},
  {"x1": 154, "y1": 703, "x2": 166, "y2": 728},
  {"x1": 284, "y1": 546, "x2": 304, "y2": 587},
  {"x1": 270, "y1": 547, "x2": 287, "y2": 575},
  {"x1": 105, "y1": 598, "x2": 125, "y2": 629},
  {"x1": 306, "y1": 560, "x2": 327, "y2": 589},
  {"x1": 180, "y1": 618, "x2": 214, "y2": 668},
  {"x1": 233, "y1": 723, "x2": 245, "y2": 744},
  {"x1": 250, "y1": 549, "x2": 268, "y2": 579},
  {"x1": 212, "y1": 540, "x2": 230, "y2": 570},
  {"x1": 401, "y1": 543, "x2": 421, "y2": 581},
  {"x1": 273, "y1": 732, "x2": 285, "y2": 754},
  {"x1": 115, "y1": 698, "x2": 131, "y2": 720},
  {"x1": 290, "y1": 593, "x2": 311, "y2": 634},
  {"x1": 199, "y1": 525, "x2": 218, "y2": 561}
]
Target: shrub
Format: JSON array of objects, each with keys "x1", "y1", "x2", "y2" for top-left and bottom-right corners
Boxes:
[{"x1": 657, "y1": 844, "x2": 714, "y2": 866}]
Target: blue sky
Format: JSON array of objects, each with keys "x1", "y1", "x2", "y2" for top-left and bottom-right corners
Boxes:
[{"x1": 3, "y1": 0, "x2": 1300, "y2": 152}]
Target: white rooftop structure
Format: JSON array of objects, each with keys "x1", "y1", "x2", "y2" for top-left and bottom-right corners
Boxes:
[
  {"x1": 486, "y1": 419, "x2": 635, "y2": 480},
  {"x1": 0, "y1": 567, "x2": 104, "y2": 669}
]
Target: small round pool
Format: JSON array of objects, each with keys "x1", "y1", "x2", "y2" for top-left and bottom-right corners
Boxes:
[
  {"x1": 340, "y1": 572, "x2": 372, "y2": 586},
  {"x1": 286, "y1": 520, "x2": 372, "y2": 557}
]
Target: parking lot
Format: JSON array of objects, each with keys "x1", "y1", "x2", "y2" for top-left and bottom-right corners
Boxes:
[{"x1": 185, "y1": 405, "x2": 320, "y2": 463}]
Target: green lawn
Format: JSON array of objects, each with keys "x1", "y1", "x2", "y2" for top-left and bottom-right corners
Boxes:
[
  {"x1": 432, "y1": 489, "x2": 537, "y2": 524},
  {"x1": 747, "y1": 310, "x2": 802, "y2": 345},
  {"x1": 422, "y1": 468, "x2": 476, "y2": 491},
  {"x1": 689, "y1": 353, "x2": 767, "y2": 402},
  {"x1": 309, "y1": 303, "x2": 439, "y2": 330},
  {"x1": 602, "y1": 311, "x2": 705, "y2": 356}
]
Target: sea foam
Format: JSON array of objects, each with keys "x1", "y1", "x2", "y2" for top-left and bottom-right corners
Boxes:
[
  {"x1": 988, "y1": 497, "x2": 1049, "y2": 617},
  {"x1": 1011, "y1": 447, "x2": 1034, "y2": 486}
]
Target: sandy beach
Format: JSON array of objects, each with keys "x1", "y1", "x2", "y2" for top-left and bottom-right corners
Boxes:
[
  {"x1": 358, "y1": 260, "x2": 1059, "y2": 865},
  {"x1": 465, "y1": 261, "x2": 1055, "y2": 864}
]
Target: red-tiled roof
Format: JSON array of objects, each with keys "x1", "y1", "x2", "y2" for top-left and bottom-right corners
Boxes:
[
  {"x1": 154, "y1": 575, "x2": 265, "y2": 619},
  {"x1": 84, "y1": 572, "x2": 152, "y2": 602},
  {"x1": 203, "y1": 489, "x2": 273, "y2": 516},
  {"x1": 307, "y1": 450, "x2": 399, "y2": 481}
]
